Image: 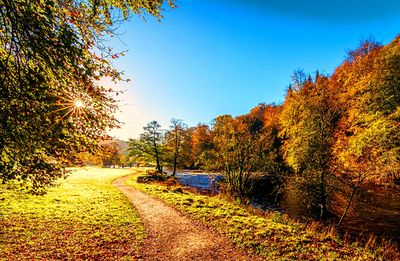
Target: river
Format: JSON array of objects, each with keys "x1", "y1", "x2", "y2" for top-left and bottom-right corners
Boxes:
[{"x1": 170, "y1": 170, "x2": 400, "y2": 244}]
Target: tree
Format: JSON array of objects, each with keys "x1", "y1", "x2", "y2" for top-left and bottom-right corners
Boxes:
[
  {"x1": 99, "y1": 141, "x2": 121, "y2": 167},
  {"x1": 178, "y1": 126, "x2": 196, "y2": 169},
  {"x1": 330, "y1": 37, "x2": 400, "y2": 225},
  {"x1": 280, "y1": 72, "x2": 339, "y2": 219},
  {"x1": 128, "y1": 121, "x2": 165, "y2": 173},
  {"x1": 165, "y1": 119, "x2": 187, "y2": 176},
  {"x1": 191, "y1": 124, "x2": 215, "y2": 169},
  {"x1": 0, "y1": 0, "x2": 174, "y2": 193},
  {"x1": 212, "y1": 114, "x2": 266, "y2": 201},
  {"x1": 260, "y1": 104, "x2": 289, "y2": 203}
]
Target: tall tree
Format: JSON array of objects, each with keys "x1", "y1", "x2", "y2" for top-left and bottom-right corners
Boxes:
[
  {"x1": 128, "y1": 121, "x2": 165, "y2": 173},
  {"x1": 99, "y1": 141, "x2": 121, "y2": 167},
  {"x1": 0, "y1": 0, "x2": 174, "y2": 193},
  {"x1": 212, "y1": 114, "x2": 266, "y2": 200},
  {"x1": 165, "y1": 119, "x2": 187, "y2": 176},
  {"x1": 260, "y1": 104, "x2": 289, "y2": 203},
  {"x1": 280, "y1": 72, "x2": 339, "y2": 219}
]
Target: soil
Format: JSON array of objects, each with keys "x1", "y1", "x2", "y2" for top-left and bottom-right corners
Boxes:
[{"x1": 113, "y1": 173, "x2": 259, "y2": 261}]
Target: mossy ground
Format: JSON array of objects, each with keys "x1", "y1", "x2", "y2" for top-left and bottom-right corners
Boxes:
[
  {"x1": 0, "y1": 167, "x2": 144, "y2": 260},
  {"x1": 127, "y1": 172, "x2": 395, "y2": 260}
]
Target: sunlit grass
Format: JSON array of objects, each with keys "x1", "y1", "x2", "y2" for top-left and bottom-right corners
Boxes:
[
  {"x1": 126, "y1": 171, "x2": 391, "y2": 260},
  {"x1": 0, "y1": 167, "x2": 144, "y2": 260}
]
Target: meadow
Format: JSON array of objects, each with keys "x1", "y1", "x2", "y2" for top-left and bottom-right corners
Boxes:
[{"x1": 0, "y1": 168, "x2": 144, "y2": 260}]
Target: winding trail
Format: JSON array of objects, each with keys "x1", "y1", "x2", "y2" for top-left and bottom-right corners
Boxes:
[{"x1": 113, "y1": 173, "x2": 258, "y2": 261}]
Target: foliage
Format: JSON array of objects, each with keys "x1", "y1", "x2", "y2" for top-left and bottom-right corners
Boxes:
[
  {"x1": 212, "y1": 114, "x2": 270, "y2": 200},
  {"x1": 329, "y1": 37, "x2": 400, "y2": 225},
  {"x1": 259, "y1": 104, "x2": 289, "y2": 203},
  {"x1": 0, "y1": 0, "x2": 174, "y2": 193},
  {"x1": 189, "y1": 124, "x2": 216, "y2": 169},
  {"x1": 280, "y1": 71, "x2": 339, "y2": 219},
  {"x1": 331, "y1": 37, "x2": 400, "y2": 185},
  {"x1": 76, "y1": 139, "x2": 129, "y2": 167},
  {"x1": 126, "y1": 172, "x2": 395, "y2": 260},
  {"x1": 164, "y1": 119, "x2": 188, "y2": 176},
  {"x1": 128, "y1": 121, "x2": 165, "y2": 173},
  {"x1": 98, "y1": 141, "x2": 121, "y2": 167},
  {"x1": 0, "y1": 167, "x2": 145, "y2": 259}
]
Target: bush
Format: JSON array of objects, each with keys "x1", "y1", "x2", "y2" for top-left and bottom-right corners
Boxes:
[{"x1": 136, "y1": 172, "x2": 168, "y2": 183}]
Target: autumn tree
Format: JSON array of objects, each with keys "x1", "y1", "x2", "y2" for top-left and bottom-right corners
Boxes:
[
  {"x1": 164, "y1": 119, "x2": 187, "y2": 176},
  {"x1": 0, "y1": 0, "x2": 174, "y2": 193},
  {"x1": 259, "y1": 104, "x2": 289, "y2": 203},
  {"x1": 280, "y1": 71, "x2": 339, "y2": 219},
  {"x1": 190, "y1": 124, "x2": 215, "y2": 169},
  {"x1": 128, "y1": 121, "x2": 165, "y2": 173},
  {"x1": 212, "y1": 114, "x2": 267, "y2": 200},
  {"x1": 99, "y1": 141, "x2": 121, "y2": 167},
  {"x1": 178, "y1": 127, "x2": 196, "y2": 168},
  {"x1": 330, "y1": 37, "x2": 400, "y2": 225}
]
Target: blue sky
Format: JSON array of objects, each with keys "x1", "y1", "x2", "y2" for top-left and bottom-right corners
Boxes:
[{"x1": 108, "y1": 0, "x2": 400, "y2": 140}]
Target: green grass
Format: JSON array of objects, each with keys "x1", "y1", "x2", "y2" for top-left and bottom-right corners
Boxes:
[
  {"x1": 0, "y1": 167, "x2": 144, "y2": 260},
  {"x1": 126, "y1": 172, "x2": 395, "y2": 260}
]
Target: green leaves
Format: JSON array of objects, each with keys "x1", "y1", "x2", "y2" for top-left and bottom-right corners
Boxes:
[
  {"x1": 128, "y1": 121, "x2": 165, "y2": 172},
  {"x1": 0, "y1": 0, "x2": 174, "y2": 192}
]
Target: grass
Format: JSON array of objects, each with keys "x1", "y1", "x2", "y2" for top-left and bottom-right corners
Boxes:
[
  {"x1": 0, "y1": 167, "x2": 144, "y2": 260},
  {"x1": 126, "y1": 171, "x2": 398, "y2": 260}
]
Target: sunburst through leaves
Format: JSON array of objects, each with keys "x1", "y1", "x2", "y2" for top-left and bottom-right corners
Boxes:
[{"x1": 53, "y1": 92, "x2": 91, "y2": 123}]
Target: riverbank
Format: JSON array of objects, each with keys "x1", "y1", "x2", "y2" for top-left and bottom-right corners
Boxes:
[
  {"x1": 126, "y1": 171, "x2": 399, "y2": 260},
  {"x1": 167, "y1": 169, "x2": 400, "y2": 245}
]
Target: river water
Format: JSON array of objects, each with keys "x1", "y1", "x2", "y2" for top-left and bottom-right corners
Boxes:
[
  {"x1": 173, "y1": 171, "x2": 225, "y2": 192},
  {"x1": 171, "y1": 171, "x2": 400, "y2": 244}
]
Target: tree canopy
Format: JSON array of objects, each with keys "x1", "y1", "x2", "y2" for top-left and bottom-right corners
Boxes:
[
  {"x1": 128, "y1": 121, "x2": 165, "y2": 173},
  {"x1": 0, "y1": 0, "x2": 174, "y2": 193}
]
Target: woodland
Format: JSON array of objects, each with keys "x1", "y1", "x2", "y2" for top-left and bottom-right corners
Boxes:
[{"x1": 128, "y1": 37, "x2": 400, "y2": 237}]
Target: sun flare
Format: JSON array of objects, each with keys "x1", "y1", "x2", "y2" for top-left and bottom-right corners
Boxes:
[
  {"x1": 52, "y1": 93, "x2": 91, "y2": 125},
  {"x1": 74, "y1": 100, "x2": 84, "y2": 108}
]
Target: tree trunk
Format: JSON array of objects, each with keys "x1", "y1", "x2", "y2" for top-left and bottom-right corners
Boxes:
[
  {"x1": 319, "y1": 171, "x2": 328, "y2": 220},
  {"x1": 172, "y1": 156, "x2": 177, "y2": 177},
  {"x1": 338, "y1": 186, "x2": 357, "y2": 227},
  {"x1": 155, "y1": 156, "x2": 162, "y2": 174}
]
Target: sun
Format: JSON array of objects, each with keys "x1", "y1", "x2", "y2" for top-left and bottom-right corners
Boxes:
[
  {"x1": 74, "y1": 100, "x2": 84, "y2": 108},
  {"x1": 52, "y1": 93, "x2": 90, "y2": 125}
]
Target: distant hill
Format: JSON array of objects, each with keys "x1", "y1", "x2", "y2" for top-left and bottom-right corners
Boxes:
[
  {"x1": 100, "y1": 139, "x2": 129, "y2": 155},
  {"x1": 114, "y1": 139, "x2": 129, "y2": 155}
]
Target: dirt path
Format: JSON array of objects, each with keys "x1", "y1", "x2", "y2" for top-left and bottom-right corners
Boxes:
[{"x1": 113, "y1": 173, "x2": 258, "y2": 261}]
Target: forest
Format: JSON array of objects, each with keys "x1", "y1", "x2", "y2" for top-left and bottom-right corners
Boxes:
[{"x1": 128, "y1": 36, "x2": 400, "y2": 237}]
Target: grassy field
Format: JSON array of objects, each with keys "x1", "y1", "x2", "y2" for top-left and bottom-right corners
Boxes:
[
  {"x1": 127, "y1": 171, "x2": 398, "y2": 260},
  {"x1": 0, "y1": 167, "x2": 144, "y2": 260}
]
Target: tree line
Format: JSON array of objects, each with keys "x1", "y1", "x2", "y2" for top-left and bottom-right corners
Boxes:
[{"x1": 129, "y1": 36, "x2": 400, "y2": 223}]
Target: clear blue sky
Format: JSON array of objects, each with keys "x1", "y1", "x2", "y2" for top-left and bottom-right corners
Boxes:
[{"x1": 108, "y1": 0, "x2": 400, "y2": 140}]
